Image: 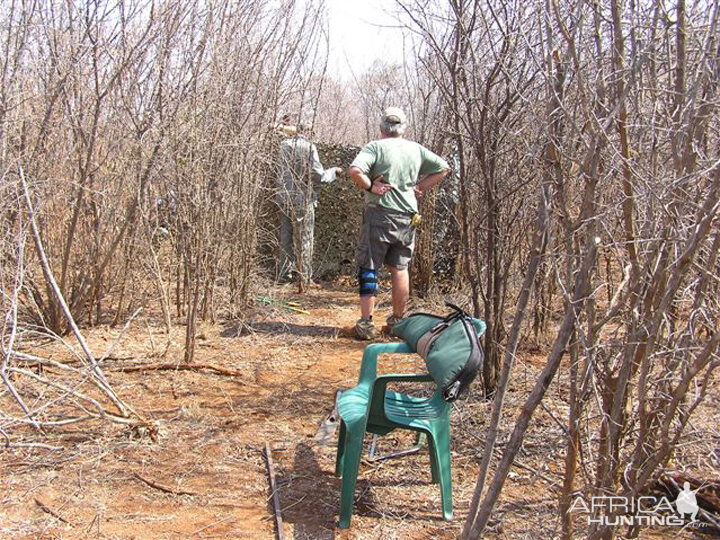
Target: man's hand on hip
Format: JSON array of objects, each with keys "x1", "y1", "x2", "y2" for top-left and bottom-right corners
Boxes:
[{"x1": 370, "y1": 175, "x2": 393, "y2": 196}]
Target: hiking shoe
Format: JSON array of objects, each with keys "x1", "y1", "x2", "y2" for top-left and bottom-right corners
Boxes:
[
  {"x1": 386, "y1": 314, "x2": 405, "y2": 329},
  {"x1": 355, "y1": 318, "x2": 379, "y2": 340}
]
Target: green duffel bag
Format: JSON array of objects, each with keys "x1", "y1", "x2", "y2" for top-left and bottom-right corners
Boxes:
[{"x1": 391, "y1": 303, "x2": 486, "y2": 401}]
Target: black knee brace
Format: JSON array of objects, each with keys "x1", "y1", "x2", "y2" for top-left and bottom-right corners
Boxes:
[{"x1": 358, "y1": 267, "x2": 378, "y2": 297}]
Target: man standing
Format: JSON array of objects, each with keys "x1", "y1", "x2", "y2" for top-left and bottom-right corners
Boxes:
[
  {"x1": 276, "y1": 123, "x2": 341, "y2": 290},
  {"x1": 347, "y1": 107, "x2": 450, "y2": 339}
]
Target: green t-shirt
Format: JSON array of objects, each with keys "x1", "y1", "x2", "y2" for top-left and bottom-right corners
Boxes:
[{"x1": 351, "y1": 138, "x2": 449, "y2": 214}]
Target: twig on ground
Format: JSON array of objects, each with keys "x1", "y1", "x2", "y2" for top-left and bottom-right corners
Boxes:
[
  {"x1": 9, "y1": 367, "x2": 137, "y2": 424},
  {"x1": 35, "y1": 497, "x2": 72, "y2": 525},
  {"x1": 281, "y1": 495, "x2": 307, "y2": 513},
  {"x1": 114, "y1": 362, "x2": 259, "y2": 384},
  {"x1": 0, "y1": 426, "x2": 63, "y2": 451},
  {"x1": 512, "y1": 459, "x2": 561, "y2": 487},
  {"x1": 99, "y1": 307, "x2": 143, "y2": 363},
  {"x1": 132, "y1": 471, "x2": 198, "y2": 496},
  {"x1": 192, "y1": 515, "x2": 236, "y2": 536},
  {"x1": 9, "y1": 351, "x2": 80, "y2": 373}
]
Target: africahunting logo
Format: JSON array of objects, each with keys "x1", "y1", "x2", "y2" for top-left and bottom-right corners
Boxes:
[{"x1": 569, "y1": 482, "x2": 707, "y2": 528}]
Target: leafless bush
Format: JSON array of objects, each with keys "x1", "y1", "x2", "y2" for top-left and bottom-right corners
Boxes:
[{"x1": 1, "y1": 172, "x2": 147, "y2": 448}]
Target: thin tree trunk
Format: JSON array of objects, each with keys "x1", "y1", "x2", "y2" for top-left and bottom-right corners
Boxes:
[
  {"x1": 462, "y1": 180, "x2": 551, "y2": 538},
  {"x1": 467, "y1": 227, "x2": 597, "y2": 538}
]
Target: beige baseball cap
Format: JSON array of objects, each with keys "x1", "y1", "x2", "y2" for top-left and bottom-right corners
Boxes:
[{"x1": 382, "y1": 106, "x2": 407, "y2": 125}]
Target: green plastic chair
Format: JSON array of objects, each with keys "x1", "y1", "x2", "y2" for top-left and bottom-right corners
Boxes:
[{"x1": 335, "y1": 342, "x2": 453, "y2": 529}]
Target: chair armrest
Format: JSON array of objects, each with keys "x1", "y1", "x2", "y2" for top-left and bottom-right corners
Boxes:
[
  {"x1": 357, "y1": 342, "x2": 414, "y2": 384},
  {"x1": 352, "y1": 343, "x2": 419, "y2": 422}
]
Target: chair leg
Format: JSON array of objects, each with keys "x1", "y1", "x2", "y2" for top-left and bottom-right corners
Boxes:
[
  {"x1": 428, "y1": 436, "x2": 439, "y2": 484},
  {"x1": 335, "y1": 420, "x2": 347, "y2": 477},
  {"x1": 338, "y1": 429, "x2": 365, "y2": 529},
  {"x1": 429, "y1": 427, "x2": 453, "y2": 521}
]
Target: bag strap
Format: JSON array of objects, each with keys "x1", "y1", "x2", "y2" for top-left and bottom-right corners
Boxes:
[
  {"x1": 442, "y1": 317, "x2": 484, "y2": 401},
  {"x1": 444, "y1": 302, "x2": 472, "y2": 319}
]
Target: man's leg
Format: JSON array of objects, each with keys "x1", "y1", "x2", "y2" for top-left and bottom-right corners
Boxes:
[
  {"x1": 356, "y1": 267, "x2": 379, "y2": 340},
  {"x1": 295, "y1": 203, "x2": 315, "y2": 292},
  {"x1": 360, "y1": 294, "x2": 375, "y2": 319},
  {"x1": 279, "y1": 212, "x2": 295, "y2": 279},
  {"x1": 389, "y1": 265, "x2": 409, "y2": 318},
  {"x1": 385, "y1": 211, "x2": 414, "y2": 325},
  {"x1": 354, "y1": 206, "x2": 387, "y2": 340},
  {"x1": 298, "y1": 204, "x2": 315, "y2": 287}
]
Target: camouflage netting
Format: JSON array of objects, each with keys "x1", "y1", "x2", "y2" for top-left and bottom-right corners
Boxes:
[{"x1": 313, "y1": 142, "x2": 364, "y2": 278}]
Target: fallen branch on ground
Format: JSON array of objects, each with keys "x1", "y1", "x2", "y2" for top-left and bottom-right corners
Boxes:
[
  {"x1": 657, "y1": 472, "x2": 720, "y2": 532},
  {"x1": 9, "y1": 367, "x2": 145, "y2": 426},
  {"x1": 20, "y1": 167, "x2": 130, "y2": 417},
  {"x1": 113, "y1": 362, "x2": 257, "y2": 382},
  {"x1": 133, "y1": 472, "x2": 197, "y2": 496},
  {"x1": 35, "y1": 498, "x2": 72, "y2": 525},
  {"x1": 1, "y1": 438, "x2": 62, "y2": 451}
]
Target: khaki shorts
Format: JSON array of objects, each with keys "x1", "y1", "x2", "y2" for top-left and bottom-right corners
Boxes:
[{"x1": 356, "y1": 205, "x2": 415, "y2": 270}]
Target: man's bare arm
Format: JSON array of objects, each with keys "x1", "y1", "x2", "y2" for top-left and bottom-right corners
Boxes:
[
  {"x1": 348, "y1": 166, "x2": 372, "y2": 190},
  {"x1": 416, "y1": 169, "x2": 450, "y2": 196}
]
